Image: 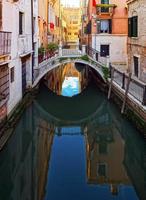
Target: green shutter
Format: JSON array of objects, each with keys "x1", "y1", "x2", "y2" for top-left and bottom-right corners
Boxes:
[
  {"x1": 132, "y1": 16, "x2": 138, "y2": 37},
  {"x1": 128, "y1": 18, "x2": 132, "y2": 37}
]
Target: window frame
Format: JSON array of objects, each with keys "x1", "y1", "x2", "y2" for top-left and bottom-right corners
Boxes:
[{"x1": 100, "y1": 44, "x2": 110, "y2": 57}]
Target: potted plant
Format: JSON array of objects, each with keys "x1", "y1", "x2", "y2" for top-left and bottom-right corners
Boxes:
[
  {"x1": 38, "y1": 46, "x2": 45, "y2": 63},
  {"x1": 47, "y1": 42, "x2": 58, "y2": 58}
]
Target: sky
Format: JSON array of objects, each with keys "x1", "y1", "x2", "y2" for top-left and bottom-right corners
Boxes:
[{"x1": 61, "y1": 0, "x2": 80, "y2": 7}]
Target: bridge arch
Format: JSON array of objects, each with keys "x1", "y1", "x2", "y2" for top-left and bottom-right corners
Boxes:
[{"x1": 33, "y1": 56, "x2": 105, "y2": 88}]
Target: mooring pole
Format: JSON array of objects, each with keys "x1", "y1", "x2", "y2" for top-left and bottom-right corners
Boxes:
[
  {"x1": 108, "y1": 67, "x2": 114, "y2": 100},
  {"x1": 121, "y1": 72, "x2": 132, "y2": 114}
]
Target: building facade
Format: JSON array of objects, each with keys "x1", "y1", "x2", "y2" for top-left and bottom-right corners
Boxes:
[
  {"x1": 0, "y1": 0, "x2": 37, "y2": 127},
  {"x1": 86, "y1": 0, "x2": 128, "y2": 65},
  {"x1": 80, "y1": 0, "x2": 88, "y2": 44},
  {"x1": 63, "y1": 7, "x2": 81, "y2": 44},
  {"x1": 127, "y1": 0, "x2": 146, "y2": 82},
  {"x1": 38, "y1": 0, "x2": 49, "y2": 47}
]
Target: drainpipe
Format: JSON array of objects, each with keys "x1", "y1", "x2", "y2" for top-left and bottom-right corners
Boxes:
[{"x1": 31, "y1": 0, "x2": 34, "y2": 84}]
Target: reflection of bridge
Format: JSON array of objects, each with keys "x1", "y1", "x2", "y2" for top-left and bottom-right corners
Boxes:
[
  {"x1": 33, "y1": 45, "x2": 107, "y2": 87},
  {"x1": 34, "y1": 98, "x2": 106, "y2": 128}
]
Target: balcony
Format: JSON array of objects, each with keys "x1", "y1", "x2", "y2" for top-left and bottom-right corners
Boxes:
[
  {"x1": 96, "y1": 4, "x2": 117, "y2": 17},
  {"x1": 0, "y1": 31, "x2": 11, "y2": 57}
]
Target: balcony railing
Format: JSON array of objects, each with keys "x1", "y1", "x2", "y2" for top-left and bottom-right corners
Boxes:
[
  {"x1": 96, "y1": 4, "x2": 117, "y2": 16},
  {"x1": 0, "y1": 31, "x2": 11, "y2": 56}
]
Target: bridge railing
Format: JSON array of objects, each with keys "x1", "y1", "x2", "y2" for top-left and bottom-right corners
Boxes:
[
  {"x1": 62, "y1": 49, "x2": 82, "y2": 57},
  {"x1": 86, "y1": 46, "x2": 107, "y2": 66},
  {"x1": 111, "y1": 66, "x2": 146, "y2": 105}
]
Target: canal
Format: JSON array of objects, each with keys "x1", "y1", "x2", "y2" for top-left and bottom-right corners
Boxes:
[{"x1": 0, "y1": 80, "x2": 146, "y2": 200}]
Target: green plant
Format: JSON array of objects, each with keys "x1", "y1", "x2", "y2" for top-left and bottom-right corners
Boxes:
[
  {"x1": 102, "y1": 66, "x2": 109, "y2": 81},
  {"x1": 38, "y1": 46, "x2": 45, "y2": 55},
  {"x1": 47, "y1": 42, "x2": 58, "y2": 53},
  {"x1": 80, "y1": 55, "x2": 89, "y2": 62},
  {"x1": 59, "y1": 57, "x2": 68, "y2": 62}
]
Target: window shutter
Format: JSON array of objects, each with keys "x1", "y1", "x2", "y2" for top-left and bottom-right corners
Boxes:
[
  {"x1": 134, "y1": 56, "x2": 139, "y2": 77},
  {"x1": 133, "y1": 16, "x2": 138, "y2": 37},
  {"x1": 97, "y1": 20, "x2": 101, "y2": 34},
  {"x1": 109, "y1": 19, "x2": 112, "y2": 34},
  {"x1": 87, "y1": 20, "x2": 91, "y2": 34},
  {"x1": 128, "y1": 18, "x2": 132, "y2": 37}
]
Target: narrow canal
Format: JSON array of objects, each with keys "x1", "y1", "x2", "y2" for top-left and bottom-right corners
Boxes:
[{"x1": 0, "y1": 80, "x2": 146, "y2": 200}]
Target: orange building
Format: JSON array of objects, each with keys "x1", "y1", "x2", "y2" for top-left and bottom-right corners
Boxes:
[
  {"x1": 86, "y1": 0, "x2": 128, "y2": 65},
  {"x1": 38, "y1": 0, "x2": 49, "y2": 47}
]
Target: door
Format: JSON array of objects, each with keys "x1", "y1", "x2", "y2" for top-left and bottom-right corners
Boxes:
[
  {"x1": 134, "y1": 56, "x2": 139, "y2": 77},
  {"x1": 22, "y1": 61, "x2": 27, "y2": 95}
]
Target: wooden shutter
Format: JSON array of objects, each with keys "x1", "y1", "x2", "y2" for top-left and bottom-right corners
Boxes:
[
  {"x1": 134, "y1": 56, "x2": 139, "y2": 77},
  {"x1": 109, "y1": 19, "x2": 112, "y2": 34},
  {"x1": 128, "y1": 18, "x2": 132, "y2": 37},
  {"x1": 132, "y1": 16, "x2": 138, "y2": 37}
]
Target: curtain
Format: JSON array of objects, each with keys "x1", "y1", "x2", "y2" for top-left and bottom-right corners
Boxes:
[{"x1": 100, "y1": 20, "x2": 109, "y2": 32}]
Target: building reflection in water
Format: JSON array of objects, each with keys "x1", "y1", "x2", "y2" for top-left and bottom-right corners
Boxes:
[
  {"x1": 0, "y1": 106, "x2": 55, "y2": 200},
  {"x1": 35, "y1": 88, "x2": 145, "y2": 200},
  {"x1": 84, "y1": 101, "x2": 146, "y2": 200},
  {"x1": 0, "y1": 84, "x2": 146, "y2": 200},
  {"x1": 44, "y1": 62, "x2": 90, "y2": 96},
  {"x1": 37, "y1": 119, "x2": 54, "y2": 200},
  {"x1": 85, "y1": 111, "x2": 130, "y2": 195}
]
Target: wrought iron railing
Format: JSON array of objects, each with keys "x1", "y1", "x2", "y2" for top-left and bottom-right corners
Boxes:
[
  {"x1": 0, "y1": 31, "x2": 11, "y2": 56},
  {"x1": 111, "y1": 67, "x2": 146, "y2": 105},
  {"x1": 86, "y1": 46, "x2": 107, "y2": 65}
]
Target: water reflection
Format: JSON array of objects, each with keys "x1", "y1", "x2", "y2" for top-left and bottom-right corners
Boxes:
[
  {"x1": 62, "y1": 77, "x2": 80, "y2": 97},
  {"x1": 44, "y1": 62, "x2": 89, "y2": 96},
  {"x1": 0, "y1": 83, "x2": 146, "y2": 200}
]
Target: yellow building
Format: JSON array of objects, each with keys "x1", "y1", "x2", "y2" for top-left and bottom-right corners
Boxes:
[
  {"x1": 63, "y1": 7, "x2": 81, "y2": 44},
  {"x1": 53, "y1": 0, "x2": 61, "y2": 43}
]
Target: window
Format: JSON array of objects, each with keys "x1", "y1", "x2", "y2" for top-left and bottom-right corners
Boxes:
[
  {"x1": 73, "y1": 21, "x2": 78, "y2": 24},
  {"x1": 19, "y1": 12, "x2": 24, "y2": 35},
  {"x1": 128, "y1": 16, "x2": 138, "y2": 37},
  {"x1": 100, "y1": 45, "x2": 109, "y2": 57},
  {"x1": 99, "y1": 19, "x2": 112, "y2": 33},
  {"x1": 10, "y1": 67, "x2": 14, "y2": 83},
  {"x1": 134, "y1": 56, "x2": 139, "y2": 77},
  {"x1": 0, "y1": 65, "x2": 9, "y2": 100},
  {"x1": 101, "y1": 0, "x2": 109, "y2": 12},
  {"x1": 99, "y1": 142, "x2": 108, "y2": 154},
  {"x1": 97, "y1": 163, "x2": 107, "y2": 177}
]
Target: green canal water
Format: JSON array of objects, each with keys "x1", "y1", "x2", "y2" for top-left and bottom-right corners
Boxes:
[{"x1": 0, "y1": 82, "x2": 146, "y2": 200}]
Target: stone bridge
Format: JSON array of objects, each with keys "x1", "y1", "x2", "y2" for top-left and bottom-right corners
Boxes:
[{"x1": 33, "y1": 45, "x2": 108, "y2": 88}]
